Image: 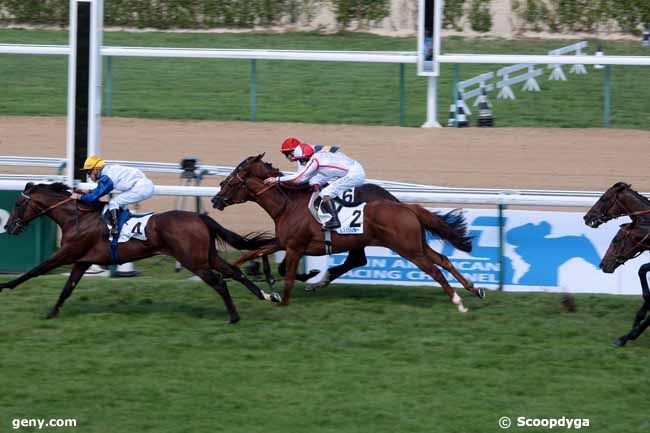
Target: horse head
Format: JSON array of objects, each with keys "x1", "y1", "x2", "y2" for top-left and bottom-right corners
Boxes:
[
  {"x1": 600, "y1": 222, "x2": 650, "y2": 273},
  {"x1": 212, "y1": 153, "x2": 280, "y2": 210},
  {"x1": 584, "y1": 182, "x2": 638, "y2": 228},
  {"x1": 4, "y1": 182, "x2": 71, "y2": 235}
]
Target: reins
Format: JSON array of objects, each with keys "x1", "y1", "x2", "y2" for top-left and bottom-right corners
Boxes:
[
  {"x1": 598, "y1": 190, "x2": 650, "y2": 222},
  {"x1": 613, "y1": 229, "x2": 650, "y2": 263},
  {"x1": 17, "y1": 196, "x2": 74, "y2": 227}
]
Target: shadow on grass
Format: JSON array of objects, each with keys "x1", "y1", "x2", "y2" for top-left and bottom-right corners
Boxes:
[
  {"x1": 61, "y1": 299, "x2": 232, "y2": 321},
  {"x1": 285, "y1": 281, "x2": 490, "y2": 311}
]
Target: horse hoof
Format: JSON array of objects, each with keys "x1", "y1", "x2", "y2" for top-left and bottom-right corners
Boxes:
[
  {"x1": 613, "y1": 338, "x2": 626, "y2": 347},
  {"x1": 270, "y1": 292, "x2": 282, "y2": 303},
  {"x1": 46, "y1": 309, "x2": 58, "y2": 319},
  {"x1": 305, "y1": 269, "x2": 320, "y2": 279},
  {"x1": 458, "y1": 305, "x2": 469, "y2": 314},
  {"x1": 229, "y1": 316, "x2": 241, "y2": 324},
  {"x1": 306, "y1": 281, "x2": 328, "y2": 292},
  {"x1": 477, "y1": 288, "x2": 486, "y2": 300},
  {"x1": 267, "y1": 279, "x2": 276, "y2": 289}
]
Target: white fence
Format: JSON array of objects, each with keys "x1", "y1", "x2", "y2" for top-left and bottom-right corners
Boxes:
[
  {"x1": 0, "y1": 155, "x2": 615, "y2": 207},
  {"x1": 3, "y1": 43, "x2": 650, "y2": 66}
]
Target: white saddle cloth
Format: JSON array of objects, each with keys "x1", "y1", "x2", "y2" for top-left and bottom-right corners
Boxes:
[{"x1": 309, "y1": 192, "x2": 365, "y2": 235}]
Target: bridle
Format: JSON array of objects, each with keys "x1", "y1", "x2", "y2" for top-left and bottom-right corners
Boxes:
[
  {"x1": 610, "y1": 227, "x2": 650, "y2": 264},
  {"x1": 593, "y1": 187, "x2": 650, "y2": 225},
  {"x1": 220, "y1": 169, "x2": 289, "y2": 219},
  {"x1": 11, "y1": 192, "x2": 74, "y2": 231}
]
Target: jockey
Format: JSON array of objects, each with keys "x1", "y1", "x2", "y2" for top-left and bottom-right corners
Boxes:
[
  {"x1": 265, "y1": 142, "x2": 366, "y2": 230},
  {"x1": 278, "y1": 137, "x2": 331, "y2": 192},
  {"x1": 70, "y1": 156, "x2": 155, "y2": 238}
]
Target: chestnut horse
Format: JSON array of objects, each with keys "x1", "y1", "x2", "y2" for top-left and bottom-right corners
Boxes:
[
  {"x1": 1, "y1": 182, "x2": 279, "y2": 323},
  {"x1": 259, "y1": 183, "x2": 400, "y2": 291},
  {"x1": 585, "y1": 182, "x2": 650, "y2": 346},
  {"x1": 211, "y1": 154, "x2": 485, "y2": 312}
]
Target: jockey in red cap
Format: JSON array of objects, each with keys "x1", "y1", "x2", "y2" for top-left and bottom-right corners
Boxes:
[
  {"x1": 280, "y1": 137, "x2": 302, "y2": 161},
  {"x1": 265, "y1": 142, "x2": 366, "y2": 230}
]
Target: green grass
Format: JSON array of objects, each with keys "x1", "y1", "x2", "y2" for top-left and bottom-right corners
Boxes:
[
  {"x1": 0, "y1": 30, "x2": 649, "y2": 128},
  {"x1": 0, "y1": 256, "x2": 648, "y2": 433}
]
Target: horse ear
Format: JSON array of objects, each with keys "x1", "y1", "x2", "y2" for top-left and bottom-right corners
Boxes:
[
  {"x1": 256, "y1": 153, "x2": 265, "y2": 161},
  {"x1": 25, "y1": 182, "x2": 34, "y2": 191}
]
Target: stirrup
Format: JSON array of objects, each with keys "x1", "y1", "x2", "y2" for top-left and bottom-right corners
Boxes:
[{"x1": 323, "y1": 218, "x2": 341, "y2": 230}]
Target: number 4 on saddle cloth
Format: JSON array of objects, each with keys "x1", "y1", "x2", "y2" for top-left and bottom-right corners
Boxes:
[
  {"x1": 102, "y1": 206, "x2": 153, "y2": 254},
  {"x1": 309, "y1": 188, "x2": 365, "y2": 235}
]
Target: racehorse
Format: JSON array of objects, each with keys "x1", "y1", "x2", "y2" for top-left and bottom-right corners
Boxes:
[
  {"x1": 1, "y1": 182, "x2": 279, "y2": 323},
  {"x1": 258, "y1": 183, "x2": 399, "y2": 291},
  {"x1": 585, "y1": 182, "x2": 650, "y2": 346},
  {"x1": 599, "y1": 222, "x2": 650, "y2": 346},
  {"x1": 211, "y1": 154, "x2": 485, "y2": 312}
]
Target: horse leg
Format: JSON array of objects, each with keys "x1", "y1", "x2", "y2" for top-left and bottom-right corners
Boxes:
[
  {"x1": 305, "y1": 248, "x2": 367, "y2": 291},
  {"x1": 233, "y1": 240, "x2": 318, "y2": 285},
  {"x1": 194, "y1": 269, "x2": 240, "y2": 324},
  {"x1": 212, "y1": 255, "x2": 281, "y2": 303},
  {"x1": 614, "y1": 306, "x2": 650, "y2": 347},
  {"x1": 405, "y1": 253, "x2": 468, "y2": 313},
  {"x1": 261, "y1": 256, "x2": 276, "y2": 289},
  {"x1": 424, "y1": 246, "x2": 485, "y2": 300},
  {"x1": 233, "y1": 244, "x2": 280, "y2": 267},
  {"x1": 46, "y1": 262, "x2": 92, "y2": 319},
  {"x1": 0, "y1": 248, "x2": 76, "y2": 291},
  {"x1": 279, "y1": 249, "x2": 301, "y2": 306},
  {"x1": 614, "y1": 263, "x2": 650, "y2": 347}
]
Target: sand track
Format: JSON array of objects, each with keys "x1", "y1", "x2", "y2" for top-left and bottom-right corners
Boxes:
[{"x1": 2, "y1": 116, "x2": 648, "y2": 232}]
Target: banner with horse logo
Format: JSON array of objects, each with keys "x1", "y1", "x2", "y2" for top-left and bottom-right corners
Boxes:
[{"x1": 304, "y1": 208, "x2": 644, "y2": 295}]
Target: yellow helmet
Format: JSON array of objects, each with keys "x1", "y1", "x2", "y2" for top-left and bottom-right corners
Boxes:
[{"x1": 82, "y1": 155, "x2": 105, "y2": 171}]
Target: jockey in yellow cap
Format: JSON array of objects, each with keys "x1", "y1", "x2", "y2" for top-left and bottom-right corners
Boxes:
[{"x1": 70, "y1": 156, "x2": 154, "y2": 238}]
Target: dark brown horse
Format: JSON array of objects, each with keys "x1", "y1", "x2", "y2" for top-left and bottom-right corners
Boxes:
[
  {"x1": 1, "y1": 182, "x2": 279, "y2": 323},
  {"x1": 211, "y1": 154, "x2": 485, "y2": 312},
  {"x1": 585, "y1": 182, "x2": 650, "y2": 346}
]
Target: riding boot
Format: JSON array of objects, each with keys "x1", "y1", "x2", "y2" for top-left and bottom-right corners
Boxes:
[
  {"x1": 321, "y1": 197, "x2": 341, "y2": 230},
  {"x1": 109, "y1": 208, "x2": 120, "y2": 238}
]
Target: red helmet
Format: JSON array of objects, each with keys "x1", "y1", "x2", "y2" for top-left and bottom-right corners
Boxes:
[
  {"x1": 281, "y1": 137, "x2": 302, "y2": 156},
  {"x1": 292, "y1": 143, "x2": 314, "y2": 161}
]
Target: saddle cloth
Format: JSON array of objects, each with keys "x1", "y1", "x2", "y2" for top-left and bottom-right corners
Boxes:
[
  {"x1": 102, "y1": 206, "x2": 153, "y2": 243},
  {"x1": 309, "y1": 191, "x2": 366, "y2": 235}
]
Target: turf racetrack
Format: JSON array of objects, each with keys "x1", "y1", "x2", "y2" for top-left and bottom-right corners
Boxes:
[{"x1": 0, "y1": 257, "x2": 647, "y2": 433}]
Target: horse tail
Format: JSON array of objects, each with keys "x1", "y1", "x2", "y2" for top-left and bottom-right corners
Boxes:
[
  {"x1": 406, "y1": 205, "x2": 473, "y2": 253},
  {"x1": 198, "y1": 214, "x2": 274, "y2": 251}
]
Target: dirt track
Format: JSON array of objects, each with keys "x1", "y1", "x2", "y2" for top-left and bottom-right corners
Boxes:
[{"x1": 2, "y1": 116, "x2": 649, "y2": 232}]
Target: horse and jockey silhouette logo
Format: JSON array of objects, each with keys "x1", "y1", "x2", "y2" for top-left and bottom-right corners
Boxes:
[{"x1": 441, "y1": 216, "x2": 601, "y2": 286}]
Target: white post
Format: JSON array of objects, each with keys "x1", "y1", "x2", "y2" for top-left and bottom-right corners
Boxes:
[
  {"x1": 87, "y1": 0, "x2": 103, "y2": 156},
  {"x1": 65, "y1": 0, "x2": 78, "y2": 187},
  {"x1": 422, "y1": 76, "x2": 441, "y2": 128}
]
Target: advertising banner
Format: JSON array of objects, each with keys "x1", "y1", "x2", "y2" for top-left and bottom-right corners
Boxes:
[
  {"x1": 304, "y1": 208, "x2": 645, "y2": 295},
  {"x1": 0, "y1": 191, "x2": 58, "y2": 273}
]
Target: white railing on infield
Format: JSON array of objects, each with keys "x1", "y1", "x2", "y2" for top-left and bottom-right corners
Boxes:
[
  {"x1": 0, "y1": 178, "x2": 610, "y2": 207},
  {"x1": 2, "y1": 44, "x2": 650, "y2": 66},
  {"x1": 0, "y1": 155, "x2": 609, "y2": 201}
]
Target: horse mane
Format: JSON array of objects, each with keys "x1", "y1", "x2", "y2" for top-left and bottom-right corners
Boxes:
[
  {"x1": 626, "y1": 184, "x2": 650, "y2": 207},
  {"x1": 261, "y1": 161, "x2": 282, "y2": 177},
  {"x1": 33, "y1": 182, "x2": 104, "y2": 211},
  {"x1": 33, "y1": 182, "x2": 71, "y2": 196}
]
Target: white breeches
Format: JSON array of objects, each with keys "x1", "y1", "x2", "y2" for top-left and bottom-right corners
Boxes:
[
  {"x1": 319, "y1": 167, "x2": 366, "y2": 199},
  {"x1": 108, "y1": 178, "x2": 155, "y2": 210}
]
